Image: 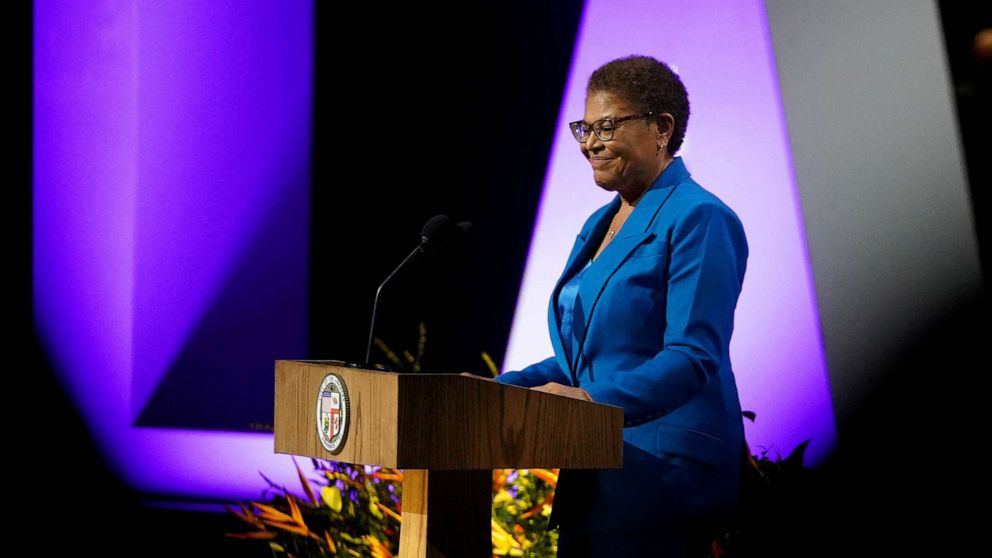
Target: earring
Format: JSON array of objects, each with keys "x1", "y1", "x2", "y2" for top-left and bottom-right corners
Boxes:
[{"x1": 657, "y1": 143, "x2": 666, "y2": 155}]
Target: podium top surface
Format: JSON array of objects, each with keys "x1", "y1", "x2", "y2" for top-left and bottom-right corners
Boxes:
[{"x1": 274, "y1": 360, "x2": 623, "y2": 469}]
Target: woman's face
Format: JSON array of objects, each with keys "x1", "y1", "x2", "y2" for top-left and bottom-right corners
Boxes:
[{"x1": 580, "y1": 91, "x2": 666, "y2": 195}]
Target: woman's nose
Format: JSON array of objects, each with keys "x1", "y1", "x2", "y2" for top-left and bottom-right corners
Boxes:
[{"x1": 583, "y1": 131, "x2": 604, "y2": 152}]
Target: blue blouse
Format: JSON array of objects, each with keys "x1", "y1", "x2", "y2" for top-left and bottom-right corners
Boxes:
[{"x1": 557, "y1": 256, "x2": 593, "y2": 367}]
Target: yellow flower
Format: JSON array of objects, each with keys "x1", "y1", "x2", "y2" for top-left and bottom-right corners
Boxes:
[
  {"x1": 321, "y1": 486, "x2": 343, "y2": 512},
  {"x1": 493, "y1": 489, "x2": 514, "y2": 506}
]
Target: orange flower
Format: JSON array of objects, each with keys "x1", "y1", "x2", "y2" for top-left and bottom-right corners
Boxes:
[{"x1": 528, "y1": 468, "x2": 558, "y2": 486}]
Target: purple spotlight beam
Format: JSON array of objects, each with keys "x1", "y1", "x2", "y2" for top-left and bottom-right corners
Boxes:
[{"x1": 35, "y1": 0, "x2": 313, "y2": 499}]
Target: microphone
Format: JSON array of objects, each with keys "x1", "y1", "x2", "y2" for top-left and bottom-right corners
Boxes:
[
  {"x1": 417, "y1": 214, "x2": 454, "y2": 258},
  {"x1": 364, "y1": 215, "x2": 473, "y2": 367}
]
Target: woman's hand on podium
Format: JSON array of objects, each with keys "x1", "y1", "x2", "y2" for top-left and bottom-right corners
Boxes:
[
  {"x1": 532, "y1": 381, "x2": 594, "y2": 402},
  {"x1": 459, "y1": 371, "x2": 497, "y2": 381}
]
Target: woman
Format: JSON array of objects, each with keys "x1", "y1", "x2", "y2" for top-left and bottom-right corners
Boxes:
[{"x1": 494, "y1": 55, "x2": 748, "y2": 556}]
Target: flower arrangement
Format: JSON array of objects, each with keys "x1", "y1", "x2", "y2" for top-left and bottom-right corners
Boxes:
[
  {"x1": 491, "y1": 467, "x2": 559, "y2": 557},
  {"x1": 228, "y1": 437, "x2": 810, "y2": 558},
  {"x1": 227, "y1": 457, "x2": 559, "y2": 558},
  {"x1": 226, "y1": 457, "x2": 402, "y2": 557}
]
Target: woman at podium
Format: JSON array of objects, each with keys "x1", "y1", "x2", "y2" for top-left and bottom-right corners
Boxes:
[{"x1": 493, "y1": 55, "x2": 748, "y2": 557}]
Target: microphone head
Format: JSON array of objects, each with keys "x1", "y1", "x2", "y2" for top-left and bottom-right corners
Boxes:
[{"x1": 420, "y1": 214, "x2": 453, "y2": 255}]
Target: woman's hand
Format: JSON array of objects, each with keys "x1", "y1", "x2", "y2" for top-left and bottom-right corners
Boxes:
[
  {"x1": 532, "y1": 382, "x2": 594, "y2": 402},
  {"x1": 459, "y1": 371, "x2": 496, "y2": 381}
]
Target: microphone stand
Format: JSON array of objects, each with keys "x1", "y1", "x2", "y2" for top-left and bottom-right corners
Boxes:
[{"x1": 364, "y1": 244, "x2": 426, "y2": 368}]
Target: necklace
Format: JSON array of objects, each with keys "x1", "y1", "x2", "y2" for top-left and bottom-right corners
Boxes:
[{"x1": 606, "y1": 204, "x2": 634, "y2": 239}]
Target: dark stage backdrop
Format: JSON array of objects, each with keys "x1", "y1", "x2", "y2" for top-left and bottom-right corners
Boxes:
[{"x1": 309, "y1": 2, "x2": 585, "y2": 376}]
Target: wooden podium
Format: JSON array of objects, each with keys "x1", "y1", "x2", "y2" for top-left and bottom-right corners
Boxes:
[{"x1": 274, "y1": 360, "x2": 623, "y2": 558}]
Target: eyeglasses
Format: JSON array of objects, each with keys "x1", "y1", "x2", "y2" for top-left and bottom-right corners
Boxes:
[{"x1": 568, "y1": 112, "x2": 655, "y2": 142}]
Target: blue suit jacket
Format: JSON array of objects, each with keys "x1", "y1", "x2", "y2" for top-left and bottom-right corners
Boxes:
[{"x1": 496, "y1": 158, "x2": 747, "y2": 532}]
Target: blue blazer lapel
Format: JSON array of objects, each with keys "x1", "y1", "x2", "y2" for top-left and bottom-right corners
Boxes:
[
  {"x1": 547, "y1": 198, "x2": 619, "y2": 385},
  {"x1": 569, "y1": 159, "x2": 688, "y2": 380}
]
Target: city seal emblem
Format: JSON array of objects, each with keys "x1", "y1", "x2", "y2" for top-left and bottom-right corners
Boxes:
[{"x1": 316, "y1": 373, "x2": 350, "y2": 454}]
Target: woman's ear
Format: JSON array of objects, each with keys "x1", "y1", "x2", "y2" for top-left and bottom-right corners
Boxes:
[{"x1": 656, "y1": 113, "x2": 675, "y2": 141}]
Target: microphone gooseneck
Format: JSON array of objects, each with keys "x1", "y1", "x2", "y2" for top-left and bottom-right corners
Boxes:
[{"x1": 364, "y1": 215, "x2": 461, "y2": 367}]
